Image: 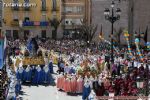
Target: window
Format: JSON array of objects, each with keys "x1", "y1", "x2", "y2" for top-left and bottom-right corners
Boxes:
[
  {"x1": 52, "y1": 0, "x2": 57, "y2": 11},
  {"x1": 24, "y1": 0, "x2": 30, "y2": 10},
  {"x1": 41, "y1": 12, "x2": 46, "y2": 21},
  {"x1": 76, "y1": 6, "x2": 83, "y2": 13},
  {"x1": 24, "y1": 30, "x2": 29, "y2": 40},
  {"x1": 41, "y1": 30, "x2": 46, "y2": 38},
  {"x1": 6, "y1": 30, "x2": 11, "y2": 39},
  {"x1": 24, "y1": 17, "x2": 30, "y2": 22},
  {"x1": 65, "y1": 7, "x2": 72, "y2": 13},
  {"x1": 41, "y1": 0, "x2": 46, "y2": 11},
  {"x1": 13, "y1": 12, "x2": 18, "y2": 21},
  {"x1": 13, "y1": 0, "x2": 19, "y2": 10},
  {"x1": 13, "y1": 30, "x2": 19, "y2": 40}
]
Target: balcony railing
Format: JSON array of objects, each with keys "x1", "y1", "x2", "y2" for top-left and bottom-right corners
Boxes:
[
  {"x1": 23, "y1": 21, "x2": 49, "y2": 26},
  {"x1": 63, "y1": 0, "x2": 84, "y2": 3},
  {"x1": 62, "y1": 12, "x2": 83, "y2": 15},
  {"x1": 12, "y1": 6, "x2": 19, "y2": 11},
  {"x1": 24, "y1": 7, "x2": 30, "y2": 11}
]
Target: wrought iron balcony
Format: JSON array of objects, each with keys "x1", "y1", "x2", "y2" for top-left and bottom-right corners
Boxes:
[{"x1": 24, "y1": 7, "x2": 30, "y2": 11}]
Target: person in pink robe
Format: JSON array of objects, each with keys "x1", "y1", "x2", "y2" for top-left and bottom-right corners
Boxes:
[
  {"x1": 70, "y1": 75, "x2": 77, "y2": 93},
  {"x1": 77, "y1": 76, "x2": 84, "y2": 93}
]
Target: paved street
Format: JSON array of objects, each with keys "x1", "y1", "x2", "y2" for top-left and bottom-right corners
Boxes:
[
  {"x1": 18, "y1": 66, "x2": 82, "y2": 100},
  {"x1": 19, "y1": 85, "x2": 82, "y2": 100}
]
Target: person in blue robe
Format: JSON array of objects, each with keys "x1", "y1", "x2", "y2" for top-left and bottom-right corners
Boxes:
[
  {"x1": 82, "y1": 80, "x2": 91, "y2": 100},
  {"x1": 69, "y1": 66, "x2": 75, "y2": 74},
  {"x1": 15, "y1": 80, "x2": 21, "y2": 95},
  {"x1": 42, "y1": 65, "x2": 50, "y2": 84},
  {"x1": 16, "y1": 66, "x2": 24, "y2": 82},
  {"x1": 33, "y1": 65, "x2": 43, "y2": 84},
  {"x1": 7, "y1": 82, "x2": 16, "y2": 100},
  {"x1": 24, "y1": 65, "x2": 32, "y2": 82},
  {"x1": 48, "y1": 60, "x2": 54, "y2": 73}
]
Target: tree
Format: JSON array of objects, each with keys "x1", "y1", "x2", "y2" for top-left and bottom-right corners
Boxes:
[
  {"x1": 79, "y1": 19, "x2": 98, "y2": 44},
  {"x1": 50, "y1": 18, "x2": 62, "y2": 39}
]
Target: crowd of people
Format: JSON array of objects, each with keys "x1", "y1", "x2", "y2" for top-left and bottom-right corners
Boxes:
[{"x1": 4, "y1": 37, "x2": 150, "y2": 100}]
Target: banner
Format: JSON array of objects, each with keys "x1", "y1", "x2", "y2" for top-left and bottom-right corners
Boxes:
[
  {"x1": 124, "y1": 30, "x2": 134, "y2": 60},
  {"x1": 135, "y1": 38, "x2": 143, "y2": 61}
]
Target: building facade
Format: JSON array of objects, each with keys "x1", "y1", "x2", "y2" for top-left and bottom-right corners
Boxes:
[
  {"x1": 0, "y1": 0, "x2": 2, "y2": 36},
  {"x1": 61, "y1": 0, "x2": 91, "y2": 38},
  {"x1": 91, "y1": 0, "x2": 128, "y2": 44},
  {"x1": 3, "y1": 0, "x2": 61, "y2": 40},
  {"x1": 91, "y1": 0, "x2": 150, "y2": 44}
]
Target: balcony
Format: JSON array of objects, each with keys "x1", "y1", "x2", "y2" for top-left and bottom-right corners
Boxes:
[
  {"x1": 61, "y1": 13, "x2": 84, "y2": 18},
  {"x1": 63, "y1": 0, "x2": 84, "y2": 3},
  {"x1": 11, "y1": 20, "x2": 19, "y2": 26},
  {"x1": 24, "y1": 7, "x2": 30, "y2": 11},
  {"x1": 11, "y1": 6, "x2": 19, "y2": 11},
  {"x1": 23, "y1": 21, "x2": 49, "y2": 26},
  {"x1": 23, "y1": 21, "x2": 34, "y2": 26}
]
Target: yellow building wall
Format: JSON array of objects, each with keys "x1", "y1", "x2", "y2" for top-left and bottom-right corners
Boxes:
[{"x1": 4, "y1": 0, "x2": 61, "y2": 27}]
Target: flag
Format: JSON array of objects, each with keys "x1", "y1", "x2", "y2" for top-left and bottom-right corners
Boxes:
[
  {"x1": 0, "y1": 39, "x2": 4, "y2": 69},
  {"x1": 99, "y1": 24, "x2": 103, "y2": 38},
  {"x1": 3, "y1": 36, "x2": 7, "y2": 65},
  {"x1": 144, "y1": 26, "x2": 148, "y2": 43}
]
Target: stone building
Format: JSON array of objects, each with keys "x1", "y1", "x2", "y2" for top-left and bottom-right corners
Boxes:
[{"x1": 91, "y1": 0, "x2": 150, "y2": 44}]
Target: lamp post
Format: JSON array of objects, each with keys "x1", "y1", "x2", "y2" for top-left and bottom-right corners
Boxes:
[
  {"x1": 136, "y1": 76, "x2": 144, "y2": 96},
  {"x1": 104, "y1": 1, "x2": 121, "y2": 63}
]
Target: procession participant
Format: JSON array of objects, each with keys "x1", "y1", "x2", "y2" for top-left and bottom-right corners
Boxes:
[
  {"x1": 43, "y1": 65, "x2": 50, "y2": 84},
  {"x1": 82, "y1": 79, "x2": 91, "y2": 100},
  {"x1": 34, "y1": 65, "x2": 43, "y2": 84},
  {"x1": 15, "y1": 80, "x2": 21, "y2": 96},
  {"x1": 76, "y1": 75, "x2": 84, "y2": 93},
  {"x1": 7, "y1": 81, "x2": 16, "y2": 100},
  {"x1": 88, "y1": 89, "x2": 96, "y2": 100},
  {"x1": 64, "y1": 64, "x2": 70, "y2": 74},
  {"x1": 16, "y1": 65, "x2": 24, "y2": 82},
  {"x1": 70, "y1": 74, "x2": 77, "y2": 93},
  {"x1": 24, "y1": 65, "x2": 32, "y2": 82},
  {"x1": 56, "y1": 72, "x2": 64, "y2": 89},
  {"x1": 44, "y1": 54, "x2": 49, "y2": 66},
  {"x1": 69, "y1": 66, "x2": 76, "y2": 74},
  {"x1": 48, "y1": 57, "x2": 54, "y2": 74}
]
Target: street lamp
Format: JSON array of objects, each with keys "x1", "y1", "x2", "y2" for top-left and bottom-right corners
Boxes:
[
  {"x1": 136, "y1": 76, "x2": 144, "y2": 96},
  {"x1": 104, "y1": 0, "x2": 121, "y2": 62}
]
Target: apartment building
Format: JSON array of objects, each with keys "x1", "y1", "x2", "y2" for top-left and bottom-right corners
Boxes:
[
  {"x1": 3, "y1": 0, "x2": 61, "y2": 40},
  {"x1": 61, "y1": 0, "x2": 91, "y2": 38}
]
